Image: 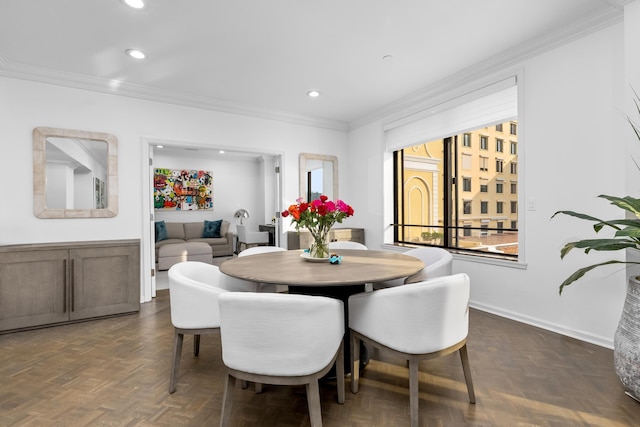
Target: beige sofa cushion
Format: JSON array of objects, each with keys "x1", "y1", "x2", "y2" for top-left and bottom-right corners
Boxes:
[
  {"x1": 165, "y1": 222, "x2": 186, "y2": 240},
  {"x1": 183, "y1": 220, "x2": 230, "y2": 240},
  {"x1": 184, "y1": 222, "x2": 205, "y2": 240}
]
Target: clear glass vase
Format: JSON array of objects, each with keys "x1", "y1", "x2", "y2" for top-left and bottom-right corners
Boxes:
[{"x1": 309, "y1": 231, "x2": 330, "y2": 258}]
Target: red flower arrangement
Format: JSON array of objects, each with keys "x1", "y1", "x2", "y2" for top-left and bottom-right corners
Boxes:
[{"x1": 282, "y1": 195, "x2": 354, "y2": 258}]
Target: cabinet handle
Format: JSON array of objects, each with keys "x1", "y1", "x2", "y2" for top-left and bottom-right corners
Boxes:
[
  {"x1": 70, "y1": 258, "x2": 74, "y2": 312},
  {"x1": 63, "y1": 259, "x2": 67, "y2": 314}
]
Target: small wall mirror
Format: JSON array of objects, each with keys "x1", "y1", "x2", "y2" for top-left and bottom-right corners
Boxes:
[
  {"x1": 33, "y1": 127, "x2": 118, "y2": 218},
  {"x1": 299, "y1": 153, "x2": 338, "y2": 202}
]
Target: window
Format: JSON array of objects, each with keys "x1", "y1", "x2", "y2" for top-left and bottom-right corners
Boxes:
[
  {"x1": 510, "y1": 182, "x2": 517, "y2": 193},
  {"x1": 461, "y1": 153, "x2": 472, "y2": 170},
  {"x1": 510, "y1": 141, "x2": 517, "y2": 154},
  {"x1": 510, "y1": 162, "x2": 517, "y2": 174},
  {"x1": 511, "y1": 221, "x2": 517, "y2": 229},
  {"x1": 463, "y1": 177, "x2": 471, "y2": 192},
  {"x1": 480, "y1": 156, "x2": 489, "y2": 171},
  {"x1": 480, "y1": 135, "x2": 488, "y2": 150},
  {"x1": 511, "y1": 201, "x2": 517, "y2": 213},
  {"x1": 497, "y1": 221, "x2": 504, "y2": 234},
  {"x1": 497, "y1": 201, "x2": 504, "y2": 214},
  {"x1": 390, "y1": 78, "x2": 518, "y2": 259},
  {"x1": 510, "y1": 122, "x2": 517, "y2": 135}
]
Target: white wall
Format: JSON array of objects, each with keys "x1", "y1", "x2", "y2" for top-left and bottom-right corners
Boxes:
[
  {"x1": 348, "y1": 21, "x2": 631, "y2": 348},
  {"x1": 0, "y1": 76, "x2": 348, "y2": 301}
]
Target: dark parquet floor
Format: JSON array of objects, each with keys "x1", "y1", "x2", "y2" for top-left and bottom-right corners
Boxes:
[{"x1": 1, "y1": 289, "x2": 639, "y2": 426}]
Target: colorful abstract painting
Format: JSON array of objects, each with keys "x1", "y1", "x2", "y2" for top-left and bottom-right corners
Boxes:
[{"x1": 154, "y1": 168, "x2": 213, "y2": 210}]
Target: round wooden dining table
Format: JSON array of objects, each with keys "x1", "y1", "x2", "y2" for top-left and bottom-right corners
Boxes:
[
  {"x1": 220, "y1": 249, "x2": 424, "y2": 376},
  {"x1": 219, "y1": 249, "x2": 424, "y2": 288}
]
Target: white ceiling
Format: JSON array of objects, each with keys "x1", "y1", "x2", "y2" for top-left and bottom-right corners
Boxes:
[{"x1": 0, "y1": 0, "x2": 631, "y2": 130}]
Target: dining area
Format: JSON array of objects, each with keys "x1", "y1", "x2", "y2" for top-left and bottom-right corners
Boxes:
[
  {"x1": 168, "y1": 243, "x2": 475, "y2": 427},
  {"x1": 1, "y1": 248, "x2": 634, "y2": 426}
]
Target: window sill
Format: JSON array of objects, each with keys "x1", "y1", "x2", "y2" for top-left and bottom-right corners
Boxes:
[{"x1": 380, "y1": 243, "x2": 527, "y2": 270}]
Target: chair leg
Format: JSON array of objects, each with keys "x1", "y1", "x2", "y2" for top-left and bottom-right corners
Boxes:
[
  {"x1": 336, "y1": 341, "x2": 345, "y2": 404},
  {"x1": 220, "y1": 373, "x2": 236, "y2": 427},
  {"x1": 459, "y1": 344, "x2": 476, "y2": 404},
  {"x1": 350, "y1": 334, "x2": 360, "y2": 393},
  {"x1": 169, "y1": 330, "x2": 184, "y2": 394},
  {"x1": 408, "y1": 359, "x2": 419, "y2": 427},
  {"x1": 306, "y1": 380, "x2": 323, "y2": 427},
  {"x1": 193, "y1": 334, "x2": 201, "y2": 356}
]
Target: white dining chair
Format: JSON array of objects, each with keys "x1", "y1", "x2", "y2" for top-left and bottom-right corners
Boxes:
[
  {"x1": 168, "y1": 261, "x2": 228, "y2": 394},
  {"x1": 218, "y1": 292, "x2": 345, "y2": 427},
  {"x1": 236, "y1": 224, "x2": 269, "y2": 253},
  {"x1": 237, "y1": 245, "x2": 285, "y2": 257},
  {"x1": 349, "y1": 273, "x2": 475, "y2": 427},
  {"x1": 328, "y1": 241, "x2": 368, "y2": 250},
  {"x1": 373, "y1": 246, "x2": 453, "y2": 289}
]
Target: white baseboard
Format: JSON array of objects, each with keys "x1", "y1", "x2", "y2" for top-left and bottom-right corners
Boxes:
[{"x1": 470, "y1": 300, "x2": 614, "y2": 350}]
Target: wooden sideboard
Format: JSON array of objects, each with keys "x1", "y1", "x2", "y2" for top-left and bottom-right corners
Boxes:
[
  {"x1": 286, "y1": 227, "x2": 365, "y2": 250},
  {"x1": 0, "y1": 239, "x2": 140, "y2": 333}
]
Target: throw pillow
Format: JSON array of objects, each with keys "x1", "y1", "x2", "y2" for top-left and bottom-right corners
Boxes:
[
  {"x1": 155, "y1": 221, "x2": 168, "y2": 242},
  {"x1": 202, "y1": 219, "x2": 222, "y2": 238}
]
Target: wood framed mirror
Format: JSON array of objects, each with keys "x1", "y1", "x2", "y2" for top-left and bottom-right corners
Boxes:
[
  {"x1": 299, "y1": 153, "x2": 338, "y2": 202},
  {"x1": 33, "y1": 127, "x2": 118, "y2": 218}
]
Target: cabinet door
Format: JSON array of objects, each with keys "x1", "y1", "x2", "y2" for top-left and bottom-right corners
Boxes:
[
  {"x1": 0, "y1": 249, "x2": 69, "y2": 331},
  {"x1": 69, "y1": 245, "x2": 139, "y2": 320}
]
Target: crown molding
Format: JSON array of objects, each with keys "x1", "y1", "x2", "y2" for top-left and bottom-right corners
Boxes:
[
  {"x1": 349, "y1": 5, "x2": 625, "y2": 131},
  {"x1": 0, "y1": 54, "x2": 349, "y2": 132}
]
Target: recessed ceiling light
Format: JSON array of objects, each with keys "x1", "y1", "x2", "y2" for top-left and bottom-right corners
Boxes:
[
  {"x1": 219, "y1": 150, "x2": 225, "y2": 154},
  {"x1": 156, "y1": 145, "x2": 164, "y2": 149},
  {"x1": 307, "y1": 90, "x2": 321, "y2": 98},
  {"x1": 123, "y1": 0, "x2": 145, "y2": 9},
  {"x1": 125, "y1": 49, "x2": 146, "y2": 59}
]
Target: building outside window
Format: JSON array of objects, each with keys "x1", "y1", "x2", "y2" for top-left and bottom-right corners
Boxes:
[
  {"x1": 511, "y1": 141, "x2": 517, "y2": 154},
  {"x1": 480, "y1": 135, "x2": 488, "y2": 150},
  {"x1": 511, "y1": 201, "x2": 517, "y2": 213},
  {"x1": 480, "y1": 156, "x2": 489, "y2": 171},
  {"x1": 391, "y1": 80, "x2": 518, "y2": 258},
  {"x1": 463, "y1": 177, "x2": 471, "y2": 191},
  {"x1": 510, "y1": 122, "x2": 517, "y2": 135}
]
